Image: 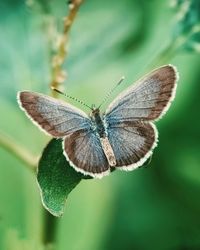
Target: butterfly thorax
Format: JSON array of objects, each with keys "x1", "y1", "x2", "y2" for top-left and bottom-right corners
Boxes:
[
  {"x1": 91, "y1": 108, "x2": 107, "y2": 138},
  {"x1": 91, "y1": 108, "x2": 116, "y2": 166}
]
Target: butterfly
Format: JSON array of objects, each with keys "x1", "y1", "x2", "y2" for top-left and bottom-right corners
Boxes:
[{"x1": 17, "y1": 65, "x2": 178, "y2": 178}]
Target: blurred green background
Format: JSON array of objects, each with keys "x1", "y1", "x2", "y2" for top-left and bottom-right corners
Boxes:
[{"x1": 0, "y1": 0, "x2": 200, "y2": 249}]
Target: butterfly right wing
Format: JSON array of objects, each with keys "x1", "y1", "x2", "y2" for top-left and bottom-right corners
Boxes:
[
  {"x1": 103, "y1": 65, "x2": 178, "y2": 171},
  {"x1": 105, "y1": 65, "x2": 178, "y2": 123},
  {"x1": 18, "y1": 91, "x2": 91, "y2": 137}
]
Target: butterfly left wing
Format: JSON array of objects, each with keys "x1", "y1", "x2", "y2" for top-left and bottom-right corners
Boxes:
[
  {"x1": 104, "y1": 65, "x2": 178, "y2": 170},
  {"x1": 18, "y1": 91, "x2": 91, "y2": 137},
  {"x1": 63, "y1": 129, "x2": 110, "y2": 178},
  {"x1": 18, "y1": 91, "x2": 110, "y2": 178}
]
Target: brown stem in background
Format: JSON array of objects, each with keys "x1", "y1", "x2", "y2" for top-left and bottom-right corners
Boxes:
[
  {"x1": 0, "y1": 2, "x2": 85, "y2": 248},
  {"x1": 0, "y1": 131, "x2": 38, "y2": 172},
  {"x1": 50, "y1": 0, "x2": 84, "y2": 97},
  {"x1": 40, "y1": 1, "x2": 86, "y2": 247}
]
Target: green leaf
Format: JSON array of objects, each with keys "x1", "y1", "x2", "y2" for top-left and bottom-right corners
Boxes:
[{"x1": 37, "y1": 138, "x2": 85, "y2": 217}]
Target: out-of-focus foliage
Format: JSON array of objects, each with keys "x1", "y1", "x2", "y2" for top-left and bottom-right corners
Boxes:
[
  {"x1": 0, "y1": 0, "x2": 200, "y2": 250},
  {"x1": 172, "y1": 0, "x2": 200, "y2": 52}
]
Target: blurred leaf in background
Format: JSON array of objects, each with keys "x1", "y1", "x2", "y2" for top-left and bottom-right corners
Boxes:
[
  {"x1": 0, "y1": 0, "x2": 200, "y2": 250},
  {"x1": 172, "y1": 0, "x2": 200, "y2": 52}
]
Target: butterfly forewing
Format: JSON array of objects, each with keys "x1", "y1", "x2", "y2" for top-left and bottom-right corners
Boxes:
[
  {"x1": 105, "y1": 65, "x2": 178, "y2": 123},
  {"x1": 18, "y1": 91, "x2": 91, "y2": 137}
]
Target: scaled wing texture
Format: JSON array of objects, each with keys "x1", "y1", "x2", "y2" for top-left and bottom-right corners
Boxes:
[
  {"x1": 18, "y1": 65, "x2": 178, "y2": 178},
  {"x1": 104, "y1": 65, "x2": 178, "y2": 171}
]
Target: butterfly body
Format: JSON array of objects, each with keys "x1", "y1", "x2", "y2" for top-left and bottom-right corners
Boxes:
[
  {"x1": 18, "y1": 65, "x2": 179, "y2": 178},
  {"x1": 89, "y1": 108, "x2": 117, "y2": 166},
  {"x1": 90, "y1": 108, "x2": 107, "y2": 138}
]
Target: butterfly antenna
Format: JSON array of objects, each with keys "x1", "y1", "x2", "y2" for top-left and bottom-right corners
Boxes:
[
  {"x1": 98, "y1": 76, "x2": 125, "y2": 109},
  {"x1": 51, "y1": 87, "x2": 92, "y2": 110}
]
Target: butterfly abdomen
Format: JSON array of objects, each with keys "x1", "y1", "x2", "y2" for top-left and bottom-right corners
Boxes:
[
  {"x1": 100, "y1": 137, "x2": 116, "y2": 166},
  {"x1": 92, "y1": 108, "x2": 116, "y2": 166}
]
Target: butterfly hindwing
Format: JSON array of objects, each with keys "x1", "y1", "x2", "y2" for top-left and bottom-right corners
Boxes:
[
  {"x1": 18, "y1": 91, "x2": 91, "y2": 137},
  {"x1": 63, "y1": 129, "x2": 110, "y2": 178},
  {"x1": 106, "y1": 121, "x2": 157, "y2": 170}
]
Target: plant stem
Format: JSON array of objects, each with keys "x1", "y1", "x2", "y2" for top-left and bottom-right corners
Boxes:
[
  {"x1": 38, "y1": 1, "x2": 84, "y2": 248},
  {"x1": 50, "y1": 0, "x2": 84, "y2": 97},
  {"x1": 42, "y1": 209, "x2": 58, "y2": 250},
  {"x1": 0, "y1": 131, "x2": 37, "y2": 172}
]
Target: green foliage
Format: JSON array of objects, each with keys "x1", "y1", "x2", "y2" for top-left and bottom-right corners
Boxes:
[
  {"x1": 37, "y1": 138, "x2": 86, "y2": 217},
  {"x1": 172, "y1": 0, "x2": 200, "y2": 52},
  {"x1": 1, "y1": 0, "x2": 200, "y2": 249}
]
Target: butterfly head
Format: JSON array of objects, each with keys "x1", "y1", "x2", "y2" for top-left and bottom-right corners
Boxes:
[{"x1": 90, "y1": 104, "x2": 101, "y2": 117}]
